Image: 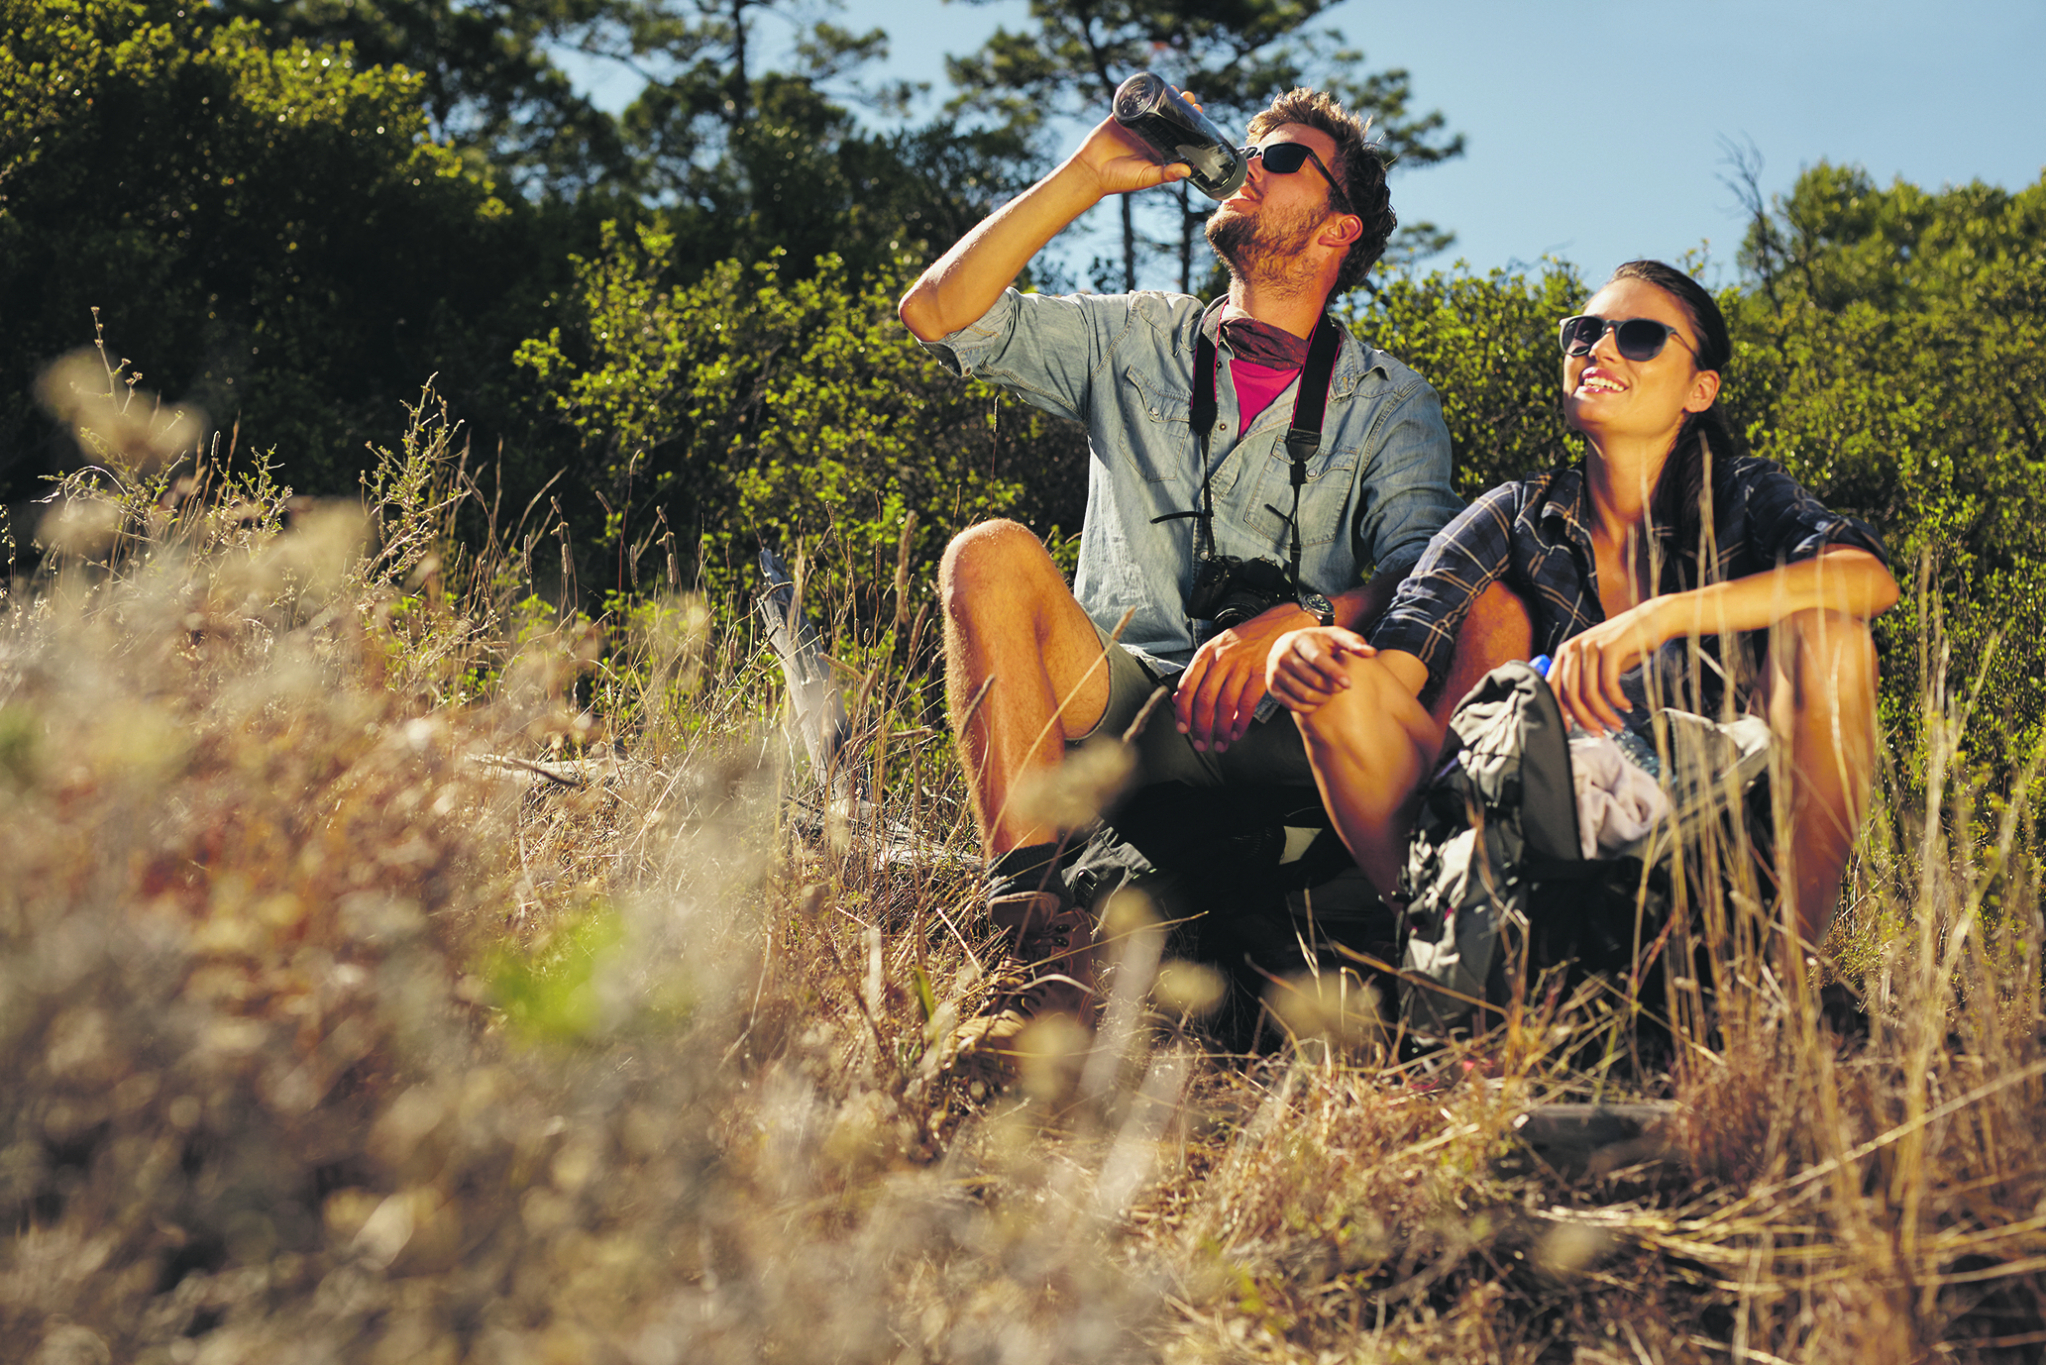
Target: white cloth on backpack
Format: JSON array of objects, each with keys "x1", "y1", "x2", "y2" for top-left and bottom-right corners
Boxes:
[{"x1": 1568, "y1": 731, "x2": 1672, "y2": 859}]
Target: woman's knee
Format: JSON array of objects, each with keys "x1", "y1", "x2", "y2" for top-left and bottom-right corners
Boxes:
[
  {"x1": 1462, "y1": 581, "x2": 1535, "y2": 662},
  {"x1": 1437, "y1": 582, "x2": 1535, "y2": 721},
  {"x1": 1298, "y1": 653, "x2": 1434, "y2": 749},
  {"x1": 1775, "y1": 608, "x2": 1878, "y2": 709}
]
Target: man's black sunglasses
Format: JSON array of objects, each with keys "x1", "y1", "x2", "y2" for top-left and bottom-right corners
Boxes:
[
  {"x1": 1557, "y1": 314, "x2": 1699, "y2": 363},
  {"x1": 1241, "y1": 142, "x2": 1353, "y2": 214}
]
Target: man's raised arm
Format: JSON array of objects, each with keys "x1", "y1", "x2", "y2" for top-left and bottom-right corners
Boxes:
[{"x1": 897, "y1": 117, "x2": 1188, "y2": 342}]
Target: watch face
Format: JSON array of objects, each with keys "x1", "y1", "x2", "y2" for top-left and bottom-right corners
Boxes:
[{"x1": 1301, "y1": 592, "x2": 1334, "y2": 627}]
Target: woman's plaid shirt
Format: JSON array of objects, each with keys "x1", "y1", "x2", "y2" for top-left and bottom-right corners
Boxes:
[{"x1": 1368, "y1": 455, "x2": 1887, "y2": 713}]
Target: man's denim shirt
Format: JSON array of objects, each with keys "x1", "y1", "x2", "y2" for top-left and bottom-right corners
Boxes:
[{"x1": 922, "y1": 287, "x2": 1461, "y2": 677}]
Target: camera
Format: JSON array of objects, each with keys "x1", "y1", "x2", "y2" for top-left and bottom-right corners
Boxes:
[{"x1": 1187, "y1": 554, "x2": 1293, "y2": 631}]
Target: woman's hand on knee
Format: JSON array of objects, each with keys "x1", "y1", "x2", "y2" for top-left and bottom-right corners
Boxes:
[{"x1": 1266, "y1": 627, "x2": 1374, "y2": 714}]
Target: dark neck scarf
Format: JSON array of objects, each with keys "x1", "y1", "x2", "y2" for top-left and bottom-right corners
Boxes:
[{"x1": 1219, "y1": 314, "x2": 1312, "y2": 370}]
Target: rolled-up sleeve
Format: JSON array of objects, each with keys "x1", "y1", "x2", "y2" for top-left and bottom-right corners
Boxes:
[
  {"x1": 1727, "y1": 456, "x2": 1889, "y2": 570},
  {"x1": 1351, "y1": 378, "x2": 1462, "y2": 581},
  {"x1": 916, "y1": 288, "x2": 1119, "y2": 427},
  {"x1": 1368, "y1": 482, "x2": 1521, "y2": 688}
]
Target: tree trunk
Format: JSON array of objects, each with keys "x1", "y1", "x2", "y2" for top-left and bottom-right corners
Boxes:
[{"x1": 727, "y1": 0, "x2": 750, "y2": 122}]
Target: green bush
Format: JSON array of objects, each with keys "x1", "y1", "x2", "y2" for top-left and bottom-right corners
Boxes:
[
  {"x1": 1348, "y1": 260, "x2": 1588, "y2": 498},
  {"x1": 514, "y1": 226, "x2": 1089, "y2": 618},
  {"x1": 1728, "y1": 167, "x2": 2046, "y2": 786},
  {"x1": 0, "y1": 0, "x2": 559, "y2": 496}
]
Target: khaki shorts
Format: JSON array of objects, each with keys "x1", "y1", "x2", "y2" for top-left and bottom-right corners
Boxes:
[{"x1": 1066, "y1": 620, "x2": 1316, "y2": 790}]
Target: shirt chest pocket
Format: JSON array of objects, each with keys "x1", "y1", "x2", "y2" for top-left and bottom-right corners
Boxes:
[
  {"x1": 1240, "y1": 434, "x2": 1363, "y2": 551},
  {"x1": 1119, "y1": 368, "x2": 1195, "y2": 486}
]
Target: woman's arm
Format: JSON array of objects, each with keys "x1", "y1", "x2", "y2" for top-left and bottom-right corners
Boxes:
[
  {"x1": 1548, "y1": 546, "x2": 1899, "y2": 734},
  {"x1": 1266, "y1": 628, "x2": 1430, "y2": 714}
]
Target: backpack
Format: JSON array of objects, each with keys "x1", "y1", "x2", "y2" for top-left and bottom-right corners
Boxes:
[{"x1": 1398, "y1": 660, "x2": 1771, "y2": 1043}]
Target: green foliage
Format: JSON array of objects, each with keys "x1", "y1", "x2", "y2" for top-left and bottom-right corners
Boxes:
[
  {"x1": 0, "y1": 0, "x2": 1029, "y2": 523},
  {"x1": 1727, "y1": 166, "x2": 2046, "y2": 783},
  {"x1": 199, "y1": 0, "x2": 965, "y2": 218},
  {"x1": 0, "y1": 0, "x2": 560, "y2": 497},
  {"x1": 1347, "y1": 260, "x2": 1587, "y2": 498},
  {"x1": 0, "y1": 704, "x2": 37, "y2": 789},
  {"x1": 637, "y1": 69, "x2": 1030, "y2": 287},
  {"x1": 208, "y1": 0, "x2": 630, "y2": 193},
  {"x1": 514, "y1": 224, "x2": 1087, "y2": 607},
  {"x1": 482, "y1": 899, "x2": 630, "y2": 1042}
]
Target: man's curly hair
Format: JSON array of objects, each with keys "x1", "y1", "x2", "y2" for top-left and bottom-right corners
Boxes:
[{"x1": 1246, "y1": 89, "x2": 1394, "y2": 297}]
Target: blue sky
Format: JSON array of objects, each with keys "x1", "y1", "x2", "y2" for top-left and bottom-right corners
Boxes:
[{"x1": 559, "y1": 0, "x2": 2046, "y2": 288}]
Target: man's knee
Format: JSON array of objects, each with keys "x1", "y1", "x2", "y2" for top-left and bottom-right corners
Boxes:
[
  {"x1": 941, "y1": 521, "x2": 1109, "y2": 732},
  {"x1": 941, "y1": 519, "x2": 1059, "y2": 619}
]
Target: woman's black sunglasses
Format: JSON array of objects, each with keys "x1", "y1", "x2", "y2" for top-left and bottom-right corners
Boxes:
[
  {"x1": 1241, "y1": 142, "x2": 1353, "y2": 214},
  {"x1": 1557, "y1": 314, "x2": 1699, "y2": 363}
]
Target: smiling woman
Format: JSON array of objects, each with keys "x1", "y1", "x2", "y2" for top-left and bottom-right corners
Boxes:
[{"x1": 1266, "y1": 258, "x2": 1901, "y2": 946}]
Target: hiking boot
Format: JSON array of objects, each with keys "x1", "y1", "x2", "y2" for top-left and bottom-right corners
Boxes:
[{"x1": 943, "y1": 886, "x2": 1099, "y2": 1087}]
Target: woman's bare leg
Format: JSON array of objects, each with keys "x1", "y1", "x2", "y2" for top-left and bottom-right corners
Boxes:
[
  {"x1": 1297, "y1": 584, "x2": 1534, "y2": 897},
  {"x1": 1429, "y1": 582, "x2": 1537, "y2": 730},
  {"x1": 1295, "y1": 653, "x2": 1442, "y2": 898},
  {"x1": 1756, "y1": 607, "x2": 1880, "y2": 945}
]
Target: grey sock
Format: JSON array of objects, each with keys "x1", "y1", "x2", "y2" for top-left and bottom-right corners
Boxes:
[{"x1": 986, "y1": 839, "x2": 1075, "y2": 899}]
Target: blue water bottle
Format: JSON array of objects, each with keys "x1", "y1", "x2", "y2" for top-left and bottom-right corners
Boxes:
[{"x1": 1530, "y1": 653, "x2": 1660, "y2": 777}]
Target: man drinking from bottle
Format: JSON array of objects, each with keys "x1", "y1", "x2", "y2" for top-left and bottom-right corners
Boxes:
[{"x1": 898, "y1": 85, "x2": 1523, "y2": 1079}]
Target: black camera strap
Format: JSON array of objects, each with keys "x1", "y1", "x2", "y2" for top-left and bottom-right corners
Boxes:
[{"x1": 1158, "y1": 311, "x2": 1343, "y2": 600}]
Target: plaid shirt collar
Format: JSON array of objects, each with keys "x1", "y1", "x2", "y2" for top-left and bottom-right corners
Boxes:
[{"x1": 1535, "y1": 464, "x2": 1692, "y2": 589}]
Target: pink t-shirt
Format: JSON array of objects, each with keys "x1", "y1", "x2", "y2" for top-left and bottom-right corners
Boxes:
[
  {"x1": 1230, "y1": 357, "x2": 1302, "y2": 430},
  {"x1": 1215, "y1": 308, "x2": 1309, "y2": 430}
]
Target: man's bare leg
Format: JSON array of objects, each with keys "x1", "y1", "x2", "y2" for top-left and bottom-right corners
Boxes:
[
  {"x1": 940, "y1": 519, "x2": 1115, "y2": 856},
  {"x1": 940, "y1": 521, "x2": 1126, "y2": 1069},
  {"x1": 1756, "y1": 608, "x2": 1880, "y2": 946},
  {"x1": 1296, "y1": 584, "x2": 1535, "y2": 897}
]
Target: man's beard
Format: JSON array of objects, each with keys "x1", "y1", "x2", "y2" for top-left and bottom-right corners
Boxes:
[{"x1": 1205, "y1": 199, "x2": 1325, "y2": 291}]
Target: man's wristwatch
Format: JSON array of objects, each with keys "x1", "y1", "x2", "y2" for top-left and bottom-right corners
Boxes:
[{"x1": 1298, "y1": 590, "x2": 1336, "y2": 628}]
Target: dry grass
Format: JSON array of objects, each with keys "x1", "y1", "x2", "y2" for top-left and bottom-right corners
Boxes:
[{"x1": 3, "y1": 373, "x2": 2045, "y2": 1364}]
